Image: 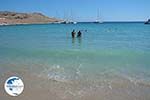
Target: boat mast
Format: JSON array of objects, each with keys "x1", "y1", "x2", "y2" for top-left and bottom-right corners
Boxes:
[
  {"x1": 96, "y1": 9, "x2": 100, "y2": 22},
  {"x1": 95, "y1": 8, "x2": 103, "y2": 23}
]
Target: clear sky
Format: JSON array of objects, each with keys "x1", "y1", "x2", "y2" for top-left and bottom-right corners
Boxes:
[{"x1": 0, "y1": 0, "x2": 149, "y2": 21}]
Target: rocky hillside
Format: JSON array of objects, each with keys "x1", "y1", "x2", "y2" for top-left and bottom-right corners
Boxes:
[{"x1": 0, "y1": 11, "x2": 61, "y2": 25}]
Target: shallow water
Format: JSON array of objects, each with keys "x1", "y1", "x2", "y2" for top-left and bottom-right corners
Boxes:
[{"x1": 0, "y1": 23, "x2": 150, "y2": 99}]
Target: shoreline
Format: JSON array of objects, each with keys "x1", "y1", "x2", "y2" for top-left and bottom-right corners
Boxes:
[
  {"x1": 0, "y1": 22, "x2": 62, "y2": 26},
  {"x1": 0, "y1": 69, "x2": 150, "y2": 100}
]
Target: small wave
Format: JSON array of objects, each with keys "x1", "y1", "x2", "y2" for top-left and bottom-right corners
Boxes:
[
  {"x1": 47, "y1": 65, "x2": 68, "y2": 82},
  {"x1": 39, "y1": 64, "x2": 82, "y2": 82}
]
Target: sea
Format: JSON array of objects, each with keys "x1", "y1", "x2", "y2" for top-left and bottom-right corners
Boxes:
[{"x1": 0, "y1": 22, "x2": 150, "y2": 99}]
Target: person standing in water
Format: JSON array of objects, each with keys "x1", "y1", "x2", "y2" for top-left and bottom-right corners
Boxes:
[
  {"x1": 71, "y1": 30, "x2": 76, "y2": 38},
  {"x1": 77, "y1": 30, "x2": 82, "y2": 38}
]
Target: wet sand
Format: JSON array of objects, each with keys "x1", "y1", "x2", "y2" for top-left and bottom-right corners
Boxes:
[{"x1": 0, "y1": 70, "x2": 150, "y2": 100}]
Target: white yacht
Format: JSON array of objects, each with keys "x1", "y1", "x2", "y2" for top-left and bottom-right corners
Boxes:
[{"x1": 93, "y1": 9, "x2": 103, "y2": 23}]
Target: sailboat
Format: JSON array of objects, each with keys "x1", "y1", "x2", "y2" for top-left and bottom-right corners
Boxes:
[
  {"x1": 93, "y1": 9, "x2": 103, "y2": 23},
  {"x1": 61, "y1": 20, "x2": 77, "y2": 24},
  {"x1": 61, "y1": 11, "x2": 77, "y2": 24}
]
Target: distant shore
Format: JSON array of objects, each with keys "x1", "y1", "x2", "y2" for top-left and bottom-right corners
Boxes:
[{"x1": 0, "y1": 11, "x2": 62, "y2": 26}]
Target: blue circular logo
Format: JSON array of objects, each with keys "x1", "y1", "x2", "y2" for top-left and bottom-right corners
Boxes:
[{"x1": 4, "y1": 76, "x2": 24, "y2": 96}]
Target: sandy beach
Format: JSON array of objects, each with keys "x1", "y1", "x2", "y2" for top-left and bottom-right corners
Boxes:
[{"x1": 0, "y1": 69, "x2": 150, "y2": 100}]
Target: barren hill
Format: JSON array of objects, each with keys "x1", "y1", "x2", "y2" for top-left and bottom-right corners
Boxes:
[{"x1": 0, "y1": 11, "x2": 61, "y2": 25}]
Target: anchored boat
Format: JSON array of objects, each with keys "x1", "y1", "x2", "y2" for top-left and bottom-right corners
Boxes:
[{"x1": 145, "y1": 19, "x2": 150, "y2": 24}]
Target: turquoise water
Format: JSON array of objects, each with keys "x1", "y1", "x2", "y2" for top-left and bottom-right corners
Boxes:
[{"x1": 0, "y1": 23, "x2": 150, "y2": 83}]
